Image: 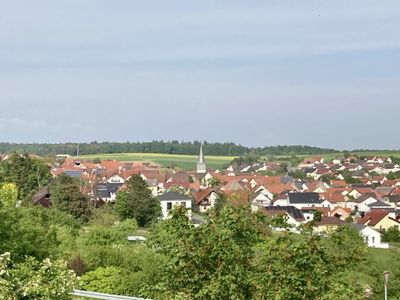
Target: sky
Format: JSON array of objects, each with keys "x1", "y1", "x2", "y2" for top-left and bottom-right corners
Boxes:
[{"x1": 0, "y1": 0, "x2": 399, "y2": 150}]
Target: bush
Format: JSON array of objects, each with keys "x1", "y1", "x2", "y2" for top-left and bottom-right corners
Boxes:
[{"x1": 382, "y1": 226, "x2": 400, "y2": 243}]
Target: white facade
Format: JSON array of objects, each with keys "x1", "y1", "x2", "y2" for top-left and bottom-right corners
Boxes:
[
  {"x1": 160, "y1": 199, "x2": 192, "y2": 220},
  {"x1": 159, "y1": 192, "x2": 192, "y2": 220},
  {"x1": 199, "y1": 193, "x2": 218, "y2": 213},
  {"x1": 358, "y1": 226, "x2": 389, "y2": 249},
  {"x1": 357, "y1": 197, "x2": 378, "y2": 212}
]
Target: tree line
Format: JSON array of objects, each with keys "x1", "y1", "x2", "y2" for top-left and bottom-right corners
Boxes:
[{"x1": 0, "y1": 141, "x2": 339, "y2": 157}]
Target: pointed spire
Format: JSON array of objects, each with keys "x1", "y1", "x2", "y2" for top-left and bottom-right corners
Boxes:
[
  {"x1": 197, "y1": 143, "x2": 205, "y2": 164},
  {"x1": 197, "y1": 143, "x2": 206, "y2": 174}
]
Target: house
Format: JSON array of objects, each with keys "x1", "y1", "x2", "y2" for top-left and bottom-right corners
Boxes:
[
  {"x1": 96, "y1": 181, "x2": 123, "y2": 202},
  {"x1": 330, "y1": 207, "x2": 352, "y2": 221},
  {"x1": 301, "y1": 207, "x2": 331, "y2": 222},
  {"x1": 313, "y1": 217, "x2": 345, "y2": 234},
  {"x1": 194, "y1": 188, "x2": 218, "y2": 213},
  {"x1": 159, "y1": 191, "x2": 192, "y2": 220},
  {"x1": 262, "y1": 206, "x2": 305, "y2": 229},
  {"x1": 357, "y1": 210, "x2": 400, "y2": 231},
  {"x1": 287, "y1": 192, "x2": 322, "y2": 209},
  {"x1": 354, "y1": 194, "x2": 379, "y2": 213},
  {"x1": 367, "y1": 201, "x2": 393, "y2": 211},
  {"x1": 350, "y1": 224, "x2": 389, "y2": 249},
  {"x1": 32, "y1": 187, "x2": 51, "y2": 208},
  {"x1": 251, "y1": 189, "x2": 273, "y2": 211},
  {"x1": 386, "y1": 195, "x2": 400, "y2": 208}
]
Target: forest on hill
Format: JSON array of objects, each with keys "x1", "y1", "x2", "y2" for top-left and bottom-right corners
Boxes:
[{"x1": 0, "y1": 141, "x2": 338, "y2": 157}]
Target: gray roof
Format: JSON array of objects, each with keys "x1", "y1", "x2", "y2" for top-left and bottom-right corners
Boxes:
[
  {"x1": 159, "y1": 191, "x2": 191, "y2": 201},
  {"x1": 367, "y1": 201, "x2": 391, "y2": 207},
  {"x1": 288, "y1": 192, "x2": 321, "y2": 204},
  {"x1": 349, "y1": 223, "x2": 367, "y2": 232},
  {"x1": 387, "y1": 195, "x2": 400, "y2": 203},
  {"x1": 263, "y1": 206, "x2": 305, "y2": 221}
]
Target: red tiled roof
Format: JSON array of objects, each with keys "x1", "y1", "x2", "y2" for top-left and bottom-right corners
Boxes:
[
  {"x1": 357, "y1": 210, "x2": 389, "y2": 226},
  {"x1": 194, "y1": 188, "x2": 215, "y2": 204}
]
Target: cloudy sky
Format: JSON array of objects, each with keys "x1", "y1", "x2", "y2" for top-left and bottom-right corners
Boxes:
[{"x1": 0, "y1": 0, "x2": 399, "y2": 150}]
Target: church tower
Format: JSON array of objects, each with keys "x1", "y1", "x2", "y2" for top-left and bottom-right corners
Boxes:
[{"x1": 196, "y1": 143, "x2": 207, "y2": 174}]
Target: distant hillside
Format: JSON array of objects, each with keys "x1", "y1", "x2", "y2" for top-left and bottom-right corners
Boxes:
[{"x1": 0, "y1": 141, "x2": 339, "y2": 157}]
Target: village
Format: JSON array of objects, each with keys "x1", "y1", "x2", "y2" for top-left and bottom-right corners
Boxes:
[{"x1": 25, "y1": 145, "x2": 400, "y2": 251}]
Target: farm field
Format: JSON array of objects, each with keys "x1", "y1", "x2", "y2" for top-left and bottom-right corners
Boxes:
[{"x1": 78, "y1": 152, "x2": 236, "y2": 170}]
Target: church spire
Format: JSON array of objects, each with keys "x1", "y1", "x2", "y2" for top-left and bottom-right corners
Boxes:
[
  {"x1": 196, "y1": 143, "x2": 206, "y2": 174},
  {"x1": 197, "y1": 143, "x2": 204, "y2": 164}
]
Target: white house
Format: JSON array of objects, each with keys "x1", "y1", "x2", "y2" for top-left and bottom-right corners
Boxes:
[
  {"x1": 262, "y1": 206, "x2": 305, "y2": 230},
  {"x1": 195, "y1": 188, "x2": 218, "y2": 213},
  {"x1": 355, "y1": 195, "x2": 379, "y2": 213},
  {"x1": 351, "y1": 224, "x2": 389, "y2": 249},
  {"x1": 159, "y1": 191, "x2": 192, "y2": 220},
  {"x1": 251, "y1": 190, "x2": 273, "y2": 211}
]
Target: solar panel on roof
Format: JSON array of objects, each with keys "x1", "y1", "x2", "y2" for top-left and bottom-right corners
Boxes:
[{"x1": 63, "y1": 170, "x2": 83, "y2": 177}]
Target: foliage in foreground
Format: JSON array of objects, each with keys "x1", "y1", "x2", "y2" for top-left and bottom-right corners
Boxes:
[
  {"x1": 0, "y1": 252, "x2": 76, "y2": 299},
  {"x1": 146, "y1": 206, "x2": 366, "y2": 299}
]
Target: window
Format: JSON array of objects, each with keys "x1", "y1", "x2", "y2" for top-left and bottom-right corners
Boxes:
[
  {"x1": 181, "y1": 202, "x2": 186, "y2": 208},
  {"x1": 167, "y1": 202, "x2": 172, "y2": 210},
  {"x1": 372, "y1": 236, "x2": 375, "y2": 244}
]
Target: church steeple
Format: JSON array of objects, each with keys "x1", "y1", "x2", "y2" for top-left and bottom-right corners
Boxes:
[{"x1": 196, "y1": 143, "x2": 206, "y2": 174}]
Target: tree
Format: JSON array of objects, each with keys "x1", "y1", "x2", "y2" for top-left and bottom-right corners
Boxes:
[
  {"x1": 50, "y1": 174, "x2": 92, "y2": 223},
  {"x1": 115, "y1": 174, "x2": 161, "y2": 227},
  {"x1": 207, "y1": 177, "x2": 221, "y2": 188},
  {"x1": 0, "y1": 183, "x2": 18, "y2": 209},
  {"x1": 147, "y1": 207, "x2": 367, "y2": 299},
  {"x1": 292, "y1": 169, "x2": 307, "y2": 180},
  {"x1": 382, "y1": 226, "x2": 400, "y2": 243},
  {"x1": 147, "y1": 206, "x2": 270, "y2": 299},
  {"x1": 80, "y1": 266, "x2": 126, "y2": 295},
  {"x1": 0, "y1": 207, "x2": 65, "y2": 262},
  {"x1": 0, "y1": 252, "x2": 76, "y2": 300},
  {"x1": 252, "y1": 230, "x2": 365, "y2": 300},
  {"x1": 0, "y1": 153, "x2": 51, "y2": 202},
  {"x1": 212, "y1": 192, "x2": 228, "y2": 216},
  {"x1": 341, "y1": 170, "x2": 361, "y2": 184}
]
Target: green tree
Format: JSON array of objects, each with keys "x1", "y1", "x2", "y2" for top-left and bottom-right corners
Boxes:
[
  {"x1": 292, "y1": 169, "x2": 307, "y2": 180},
  {"x1": 115, "y1": 174, "x2": 161, "y2": 227},
  {"x1": 212, "y1": 192, "x2": 228, "y2": 216},
  {"x1": 0, "y1": 183, "x2": 18, "y2": 209},
  {"x1": 0, "y1": 252, "x2": 76, "y2": 300},
  {"x1": 0, "y1": 207, "x2": 64, "y2": 262},
  {"x1": 50, "y1": 174, "x2": 92, "y2": 223},
  {"x1": 252, "y1": 231, "x2": 364, "y2": 300},
  {"x1": 207, "y1": 177, "x2": 221, "y2": 188},
  {"x1": 147, "y1": 206, "x2": 270, "y2": 299},
  {"x1": 0, "y1": 153, "x2": 51, "y2": 202},
  {"x1": 80, "y1": 266, "x2": 126, "y2": 294},
  {"x1": 382, "y1": 226, "x2": 400, "y2": 243}
]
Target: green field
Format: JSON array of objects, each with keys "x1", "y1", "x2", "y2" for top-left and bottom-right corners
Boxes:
[{"x1": 79, "y1": 153, "x2": 236, "y2": 170}]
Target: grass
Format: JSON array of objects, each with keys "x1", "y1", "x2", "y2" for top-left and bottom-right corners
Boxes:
[
  {"x1": 357, "y1": 246, "x2": 399, "y2": 290},
  {"x1": 78, "y1": 152, "x2": 235, "y2": 170}
]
